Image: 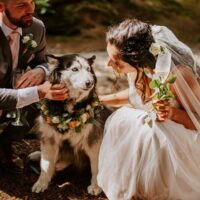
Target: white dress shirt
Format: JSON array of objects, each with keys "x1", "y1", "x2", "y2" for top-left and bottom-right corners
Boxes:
[{"x1": 17, "y1": 86, "x2": 40, "y2": 108}]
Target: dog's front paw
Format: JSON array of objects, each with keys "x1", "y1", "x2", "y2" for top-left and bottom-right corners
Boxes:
[
  {"x1": 87, "y1": 184, "x2": 102, "y2": 196},
  {"x1": 32, "y1": 177, "x2": 49, "y2": 193}
]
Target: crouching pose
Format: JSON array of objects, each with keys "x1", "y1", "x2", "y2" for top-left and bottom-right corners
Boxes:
[{"x1": 97, "y1": 19, "x2": 200, "y2": 200}]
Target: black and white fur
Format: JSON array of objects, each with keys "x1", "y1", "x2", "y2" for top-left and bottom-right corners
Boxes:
[{"x1": 31, "y1": 54, "x2": 110, "y2": 195}]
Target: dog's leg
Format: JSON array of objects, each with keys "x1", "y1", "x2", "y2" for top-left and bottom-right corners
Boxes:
[
  {"x1": 56, "y1": 142, "x2": 73, "y2": 171},
  {"x1": 32, "y1": 138, "x2": 59, "y2": 193},
  {"x1": 85, "y1": 142, "x2": 102, "y2": 196}
]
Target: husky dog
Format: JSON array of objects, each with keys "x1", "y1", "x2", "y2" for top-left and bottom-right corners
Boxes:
[{"x1": 31, "y1": 54, "x2": 110, "y2": 195}]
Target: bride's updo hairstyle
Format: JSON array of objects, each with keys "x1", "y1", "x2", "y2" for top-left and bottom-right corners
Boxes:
[{"x1": 106, "y1": 19, "x2": 156, "y2": 69}]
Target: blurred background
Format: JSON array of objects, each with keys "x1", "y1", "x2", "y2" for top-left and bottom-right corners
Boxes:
[
  {"x1": 35, "y1": 0, "x2": 200, "y2": 50},
  {"x1": 35, "y1": 0, "x2": 200, "y2": 94}
]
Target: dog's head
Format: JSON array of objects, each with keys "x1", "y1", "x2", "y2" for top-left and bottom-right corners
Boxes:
[{"x1": 47, "y1": 54, "x2": 96, "y2": 102}]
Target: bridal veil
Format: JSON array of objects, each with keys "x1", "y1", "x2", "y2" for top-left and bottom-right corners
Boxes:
[{"x1": 151, "y1": 25, "x2": 200, "y2": 134}]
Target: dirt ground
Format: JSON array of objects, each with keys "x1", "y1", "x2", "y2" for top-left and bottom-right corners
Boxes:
[{"x1": 0, "y1": 138, "x2": 108, "y2": 200}]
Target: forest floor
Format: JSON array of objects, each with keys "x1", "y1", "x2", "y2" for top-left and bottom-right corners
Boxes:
[{"x1": 0, "y1": 138, "x2": 108, "y2": 200}]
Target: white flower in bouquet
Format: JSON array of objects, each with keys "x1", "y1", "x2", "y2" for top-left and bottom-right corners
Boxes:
[
  {"x1": 40, "y1": 104, "x2": 46, "y2": 111},
  {"x1": 86, "y1": 105, "x2": 92, "y2": 111},
  {"x1": 92, "y1": 101, "x2": 100, "y2": 107},
  {"x1": 52, "y1": 116, "x2": 60, "y2": 124},
  {"x1": 143, "y1": 68, "x2": 176, "y2": 127},
  {"x1": 80, "y1": 113, "x2": 89, "y2": 123}
]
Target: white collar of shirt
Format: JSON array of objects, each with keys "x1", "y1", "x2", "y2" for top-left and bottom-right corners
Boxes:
[{"x1": 0, "y1": 14, "x2": 22, "y2": 37}]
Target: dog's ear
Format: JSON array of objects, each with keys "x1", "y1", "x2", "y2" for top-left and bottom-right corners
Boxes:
[
  {"x1": 46, "y1": 54, "x2": 63, "y2": 62},
  {"x1": 88, "y1": 55, "x2": 96, "y2": 66},
  {"x1": 48, "y1": 68, "x2": 61, "y2": 84}
]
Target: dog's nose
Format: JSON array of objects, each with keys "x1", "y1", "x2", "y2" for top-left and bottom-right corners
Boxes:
[{"x1": 86, "y1": 80, "x2": 94, "y2": 88}]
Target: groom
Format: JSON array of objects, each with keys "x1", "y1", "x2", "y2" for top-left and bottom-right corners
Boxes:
[{"x1": 0, "y1": 0, "x2": 49, "y2": 167}]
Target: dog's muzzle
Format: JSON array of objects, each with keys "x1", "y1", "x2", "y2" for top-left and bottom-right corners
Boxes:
[{"x1": 85, "y1": 80, "x2": 94, "y2": 89}]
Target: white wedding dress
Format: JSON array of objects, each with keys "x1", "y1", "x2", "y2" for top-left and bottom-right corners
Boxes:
[{"x1": 97, "y1": 73, "x2": 200, "y2": 200}]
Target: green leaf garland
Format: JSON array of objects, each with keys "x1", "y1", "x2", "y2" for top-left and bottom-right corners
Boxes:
[{"x1": 37, "y1": 94, "x2": 104, "y2": 134}]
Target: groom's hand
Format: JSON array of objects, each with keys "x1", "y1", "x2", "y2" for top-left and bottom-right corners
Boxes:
[
  {"x1": 16, "y1": 68, "x2": 45, "y2": 88},
  {"x1": 37, "y1": 81, "x2": 69, "y2": 101}
]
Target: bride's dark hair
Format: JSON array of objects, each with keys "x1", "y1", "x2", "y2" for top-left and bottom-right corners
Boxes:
[{"x1": 106, "y1": 19, "x2": 156, "y2": 69}]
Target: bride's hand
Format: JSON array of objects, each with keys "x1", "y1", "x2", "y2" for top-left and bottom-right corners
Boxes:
[{"x1": 154, "y1": 100, "x2": 172, "y2": 122}]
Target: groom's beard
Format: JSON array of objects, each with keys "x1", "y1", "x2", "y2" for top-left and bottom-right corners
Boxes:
[{"x1": 5, "y1": 9, "x2": 33, "y2": 28}]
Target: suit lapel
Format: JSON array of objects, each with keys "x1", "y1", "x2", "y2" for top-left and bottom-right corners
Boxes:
[
  {"x1": 0, "y1": 28, "x2": 13, "y2": 86},
  {"x1": 17, "y1": 31, "x2": 25, "y2": 69},
  {"x1": 17, "y1": 29, "x2": 32, "y2": 70},
  {"x1": 0, "y1": 28, "x2": 12, "y2": 66}
]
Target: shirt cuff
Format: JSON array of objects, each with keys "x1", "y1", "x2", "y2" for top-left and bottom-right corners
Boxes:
[
  {"x1": 36, "y1": 65, "x2": 50, "y2": 76},
  {"x1": 16, "y1": 87, "x2": 39, "y2": 108}
]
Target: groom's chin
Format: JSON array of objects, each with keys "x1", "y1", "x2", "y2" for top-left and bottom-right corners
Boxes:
[{"x1": 21, "y1": 19, "x2": 33, "y2": 28}]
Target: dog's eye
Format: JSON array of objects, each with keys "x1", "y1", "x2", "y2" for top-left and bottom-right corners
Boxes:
[{"x1": 72, "y1": 67, "x2": 79, "y2": 72}]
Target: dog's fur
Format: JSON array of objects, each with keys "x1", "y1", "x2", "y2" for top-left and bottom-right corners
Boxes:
[{"x1": 31, "y1": 54, "x2": 111, "y2": 195}]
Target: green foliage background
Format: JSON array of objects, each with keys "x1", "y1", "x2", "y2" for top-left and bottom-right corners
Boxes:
[{"x1": 35, "y1": 0, "x2": 200, "y2": 44}]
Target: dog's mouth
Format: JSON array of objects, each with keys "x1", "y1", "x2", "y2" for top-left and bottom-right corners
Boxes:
[
  {"x1": 82, "y1": 81, "x2": 94, "y2": 91},
  {"x1": 82, "y1": 86, "x2": 94, "y2": 91}
]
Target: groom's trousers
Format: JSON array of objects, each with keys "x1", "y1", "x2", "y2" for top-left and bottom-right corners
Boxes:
[{"x1": 0, "y1": 104, "x2": 39, "y2": 162}]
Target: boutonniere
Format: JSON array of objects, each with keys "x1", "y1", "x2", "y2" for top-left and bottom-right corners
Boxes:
[{"x1": 22, "y1": 33, "x2": 37, "y2": 54}]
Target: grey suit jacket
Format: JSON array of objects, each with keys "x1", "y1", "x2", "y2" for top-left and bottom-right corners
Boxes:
[{"x1": 0, "y1": 17, "x2": 48, "y2": 110}]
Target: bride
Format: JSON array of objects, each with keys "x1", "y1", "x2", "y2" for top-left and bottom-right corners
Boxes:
[{"x1": 97, "y1": 19, "x2": 200, "y2": 200}]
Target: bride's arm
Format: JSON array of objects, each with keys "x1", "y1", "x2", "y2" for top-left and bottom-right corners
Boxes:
[
  {"x1": 99, "y1": 88, "x2": 129, "y2": 107},
  {"x1": 156, "y1": 67, "x2": 200, "y2": 130},
  {"x1": 168, "y1": 107, "x2": 197, "y2": 130},
  {"x1": 170, "y1": 67, "x2": 200, "y2": 130}
]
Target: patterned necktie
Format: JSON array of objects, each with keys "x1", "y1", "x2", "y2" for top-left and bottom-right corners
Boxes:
[{"x1": 8, "y1": 31, "x2": 20, "y2": 70}]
